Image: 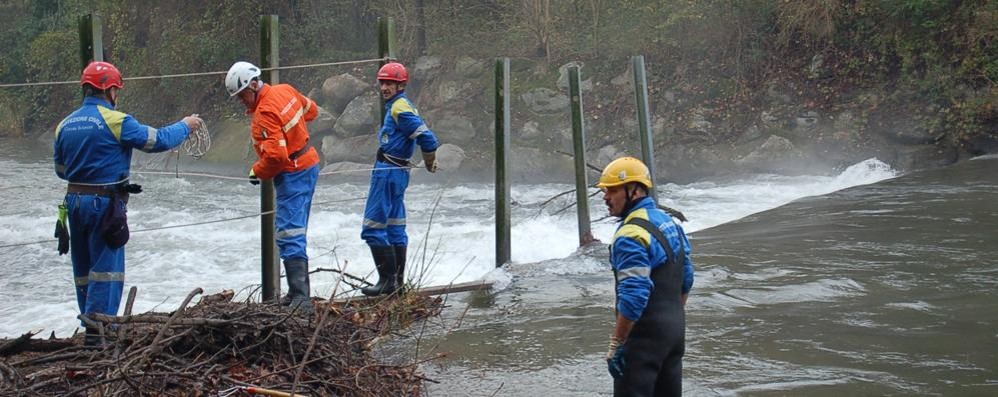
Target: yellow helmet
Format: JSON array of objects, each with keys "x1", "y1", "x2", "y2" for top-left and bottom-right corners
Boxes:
[{"x1": 596, "y1": 156, "x2": 653, "y2": 189}]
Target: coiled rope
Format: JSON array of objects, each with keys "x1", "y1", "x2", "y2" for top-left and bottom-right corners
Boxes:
[{"x1": 181, "y1": 118, "x2": 211, "y2": 159}]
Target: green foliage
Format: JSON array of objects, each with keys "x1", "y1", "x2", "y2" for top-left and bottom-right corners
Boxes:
[{"x1": 0, "y1": 0, "x2": 992, "y2": 144}]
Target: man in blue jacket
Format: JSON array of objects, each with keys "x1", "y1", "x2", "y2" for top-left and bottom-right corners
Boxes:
[
  {"x1": 360, "y1": 62, "x2": 439, "y2": 296},
  {"x1": 54, "y1": 61, "x2": 202, "y2": 345},
  {"x1": 598, "y1": 156, "x2": 694, "y2": 396}
]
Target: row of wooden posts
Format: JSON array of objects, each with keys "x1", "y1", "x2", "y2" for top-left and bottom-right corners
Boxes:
[{"x1": 76, "y1": 13, "x2": 660, "y2": 301}]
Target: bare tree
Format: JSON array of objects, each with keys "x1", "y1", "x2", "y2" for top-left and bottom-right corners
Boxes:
[{"x1": 517, "y1": 0, "x2": 552, "y2": 63}]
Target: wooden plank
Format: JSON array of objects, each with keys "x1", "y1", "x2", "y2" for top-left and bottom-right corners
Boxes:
[{"x1": 330, "y1": 280, "x2": 492, "y2": 304}]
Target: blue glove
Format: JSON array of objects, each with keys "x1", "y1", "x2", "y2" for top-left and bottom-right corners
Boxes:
[
  {"x1": 606, "y1": 337, "x2": 626, "y2": 380},
  {"x1": 249, "y1": 169, "x2": 260, "y2": 185}
]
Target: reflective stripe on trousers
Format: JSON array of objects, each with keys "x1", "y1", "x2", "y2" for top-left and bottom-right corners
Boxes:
[
  {"x1": 66, "y1": 193, "x2": 126, "y2": 320},
  {"x1": 361, "y1": 162, "x2": 410, "y2": 246},
  {"x1": 274, "y1": 165, "x2": 318, "y2": 261}
]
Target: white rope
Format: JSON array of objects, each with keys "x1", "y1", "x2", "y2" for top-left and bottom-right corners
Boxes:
[
  {"x1": 132, "y1": 164, "x2": 416, "y2": 182},
  {"x1": 0, "y1": 194, "x2": 371, "y2": 250},
  {"x1": 181, "y1": 119, "x2": 211, "y2": 159},
  {"x1": 0, "y1": 57, "x2": 386, "y2": 88},
  {"x1": 132, "y1": 171, "x2": 247, "y2": 181}
]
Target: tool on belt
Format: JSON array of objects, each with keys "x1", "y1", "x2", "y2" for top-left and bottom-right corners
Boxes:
[{"x1": 54, "y1": 202, "x2": 69, "y2": 255}]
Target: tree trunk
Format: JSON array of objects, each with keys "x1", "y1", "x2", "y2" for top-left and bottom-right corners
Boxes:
[{"x1": 416, "y1": 0, "x2": 427, "y2": 55}]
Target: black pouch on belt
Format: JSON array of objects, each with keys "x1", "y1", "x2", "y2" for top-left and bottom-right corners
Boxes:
[{"x1": 100, "y1": 193, "x2": 129, "y2": 249}]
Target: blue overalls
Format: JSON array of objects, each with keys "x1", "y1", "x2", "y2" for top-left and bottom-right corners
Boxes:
[
  {"x1": 54, "y1": 96, "x2": 190, "y2": 319},
  {"x1": 361, "y1": 92, "x2": 439, "y2": 248}
]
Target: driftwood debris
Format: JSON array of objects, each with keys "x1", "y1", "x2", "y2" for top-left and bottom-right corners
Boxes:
[
  {"x1": 331, "y1": 280, "x2": 493, "y2": 304},
  {"x1": 0, "y1": 288, "x2": 445, "y2": 396}
]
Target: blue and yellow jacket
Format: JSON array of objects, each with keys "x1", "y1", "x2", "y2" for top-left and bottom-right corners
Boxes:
[
  {"x1": 611, "y1": 197, "x2": 695, "y2": 321},
  {"x1": 54, "y1": 96, "x2": 190, "y2": 184},
  {"x1": 378, "y1": 92, "x2": 439, "y2": 161}
]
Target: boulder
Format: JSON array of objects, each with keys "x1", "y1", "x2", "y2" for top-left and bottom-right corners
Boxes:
[
  {"x1": 322, "y1": 134, "x2": 378, "y2": 163},
  {"x1": 519, "y1": 120, "x2": 542, "y2": 140},
  {"x1": 321, "y1": 73, "x2": 368, "y2": 115},
  {"x1": 428, "y1": 111, "x2": 476, "y2": 142},
  {"x1": 737, "y1": 135, "x2": 806, "y2": 171},
  {"x1": 431, "y1": 143, "x2": 467, "y2": 173},
  {"x1": 455, "y1": 56, "x2": 486, "y2": 78},
  {"x1": 309, "y1": 108, "x2": 337, "y2": 140},
  {"x1": 521, "y1": 87, "x2": 569, "y2": 115},
  {"x1": 413, "y1": 56, "x2": 443, "y2": 80},
  {"x1": 334, "y1": 93, "x2": 380, "y2": 138}
]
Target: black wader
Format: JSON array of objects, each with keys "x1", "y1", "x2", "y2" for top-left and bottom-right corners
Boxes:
[{"x1": 614, "y1": 217, "x2": 686, "y2": 397}]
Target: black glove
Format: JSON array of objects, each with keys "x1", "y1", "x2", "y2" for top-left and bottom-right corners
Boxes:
[
  {"x1": 606, "y1": 337, "x2": 626, "y2": 380},
  {"x1": 249, "y1": 170, "x2": 260, "y2": 185},
  {"x1": 123, "y1": 183, "x2": 143, "y2": 194}
]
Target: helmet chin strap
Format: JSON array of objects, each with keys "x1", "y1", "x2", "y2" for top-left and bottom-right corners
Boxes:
[
  {"x1": 620, "y1": 184, "x2": 637, "y2": 217},
  {"x1": 106, "y1": 88, "x2": 117, "y2": 108}
]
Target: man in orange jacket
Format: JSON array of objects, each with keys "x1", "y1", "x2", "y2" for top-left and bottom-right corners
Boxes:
[{"x1": 225, "y1": 61, "x2": 321, "y2": 309}]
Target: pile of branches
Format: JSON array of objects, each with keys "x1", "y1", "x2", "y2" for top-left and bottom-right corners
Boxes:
[{"x1": 0, "y1": 287, "x2": 444, "y2": 396}]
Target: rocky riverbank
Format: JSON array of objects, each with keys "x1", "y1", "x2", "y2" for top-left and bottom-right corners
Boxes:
[{"x1": 200, "y1": 55, "x2": 995, "y2": 184}]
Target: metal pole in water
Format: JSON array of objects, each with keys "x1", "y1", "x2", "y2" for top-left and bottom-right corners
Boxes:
[
  {"x1": 494, "y1": 58, "x2": 511, "y2": 267},
  {"x1": 78, "y1": 13, "x2": 103, "y2": 69},
  {"x1": 568, "y1": 65, "x2": 593, "y2": 246},
  {"x1": 632, "y1": 55, "x2": 658, "y2": 202},
  {"x1": 259, "y1": 15, "x2": 281, "y2": 302}
]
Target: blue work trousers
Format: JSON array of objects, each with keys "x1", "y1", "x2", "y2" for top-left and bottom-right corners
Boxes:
[
  {"x1": 361, "y1": 162, "x2": 409, "y2": 247},
  {"x1": 66, "y1": 193, "x2": 125, "y2": 322},
  {"x1": 275, "y1": 165, "x2": 318, "y2": 260}
]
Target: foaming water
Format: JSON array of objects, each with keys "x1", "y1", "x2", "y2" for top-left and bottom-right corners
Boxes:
[{"x1": 1, "y1": 155, "x2": 896, "y2": 340}]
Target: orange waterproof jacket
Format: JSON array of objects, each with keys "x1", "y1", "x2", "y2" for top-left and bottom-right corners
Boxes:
[{"x1": 249, "y1": 83, "x2": 320, "y2": 180}]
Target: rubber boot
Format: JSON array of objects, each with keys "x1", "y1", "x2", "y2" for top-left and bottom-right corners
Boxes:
[
  {"x1": 83, "y1": 326, "x2": 104, "y2": 347},
  {"x1": 393, "y1": 245, "x2": 407, "y2": 292},
  {"x1": 283, "y1": 259, "x2": 313, "y2": 310},
  {"x1": 361, "y1": 246, "x2": 397, "y2": 296}
]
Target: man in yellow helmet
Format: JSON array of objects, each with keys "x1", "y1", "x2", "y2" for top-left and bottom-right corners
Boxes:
[{"x1": 597, "y1": 156, "x2": 694, "y2": 396}]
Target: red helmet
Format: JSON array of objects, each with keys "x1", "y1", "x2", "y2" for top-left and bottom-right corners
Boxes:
[
  {"x1": 81, "y1": 61, "x2": 124, "y2": 90},
  {"x1": 377, "y1": 62, "x2": 408, "y2": 83}
]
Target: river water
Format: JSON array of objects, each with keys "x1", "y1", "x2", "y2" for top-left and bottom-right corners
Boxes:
[{"x1": 1, "y1": 141, "x2": 995, "y2": 395}]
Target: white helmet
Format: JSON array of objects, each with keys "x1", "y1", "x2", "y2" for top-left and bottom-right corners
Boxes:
[{"x1": 225, "y1": 61, "x2": 261, "y2": 96}]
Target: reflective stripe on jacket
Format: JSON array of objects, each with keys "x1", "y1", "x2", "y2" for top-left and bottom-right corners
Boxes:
[
  {"x1": 610, "y1": 197, "x2": 694, "y2": 321},
  {"x1": 378, "y1": 92, "x2": 439, "y2": 160},
  {"x1": 250, "y1": 84, "x2": 320, "y2": 180},
  {"x1": 54, "y1": 96, "x2": 190, "y2": 184}
]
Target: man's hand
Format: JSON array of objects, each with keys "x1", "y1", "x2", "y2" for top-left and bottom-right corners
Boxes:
[
  {"x1": 182, "y1": 113, "x2": 204, "y2": 131},
  {"x1": 249, "y1": 169, "x2": 260, "y2": 185},
  {"x1": 606, "y1": 335, "x2": 626, "y2": 380},
  {"x1": 421, "y1": 151, "x2": 438, "y2": 173}
]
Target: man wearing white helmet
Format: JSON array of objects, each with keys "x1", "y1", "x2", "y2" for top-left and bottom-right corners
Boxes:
[{"x1": 225, "y1": 61, "x2": 321, "y2": 310}]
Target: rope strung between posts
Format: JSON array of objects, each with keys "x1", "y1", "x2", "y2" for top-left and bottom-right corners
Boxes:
[
  {"x1": 132, "y1": 164, "x2": 417, "y2": 181},
  {"x1": 0, "y1": 57, "x2": 387, "y2": 88},
  {"x1": 0, "y1": 194, "x2": 367, "y2": 250}
]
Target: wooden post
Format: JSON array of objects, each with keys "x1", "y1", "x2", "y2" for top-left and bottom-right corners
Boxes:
[
  {"x1": 377, "y1": 17, "x2": 396, "y2": 122},
  {"x1": 632, "y1": 55, "x2": 657, "y2": 202},
  {"x1": 259, "y1": 15, "x2": 281, "y2": 302},
  {"x1": 78, "y1": 13, "x2": 103, "y2": 69},
  {"x1": 568, "y1": 65, "x2": 593, "y2": 246},
  {"x1": 494, "y1": 58, "x2": 511, "y2": 267}
]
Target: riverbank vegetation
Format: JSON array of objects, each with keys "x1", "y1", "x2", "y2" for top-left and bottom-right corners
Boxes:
[{"x1": 0, "y1": 1, "x2": 993, "y2": 173}]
